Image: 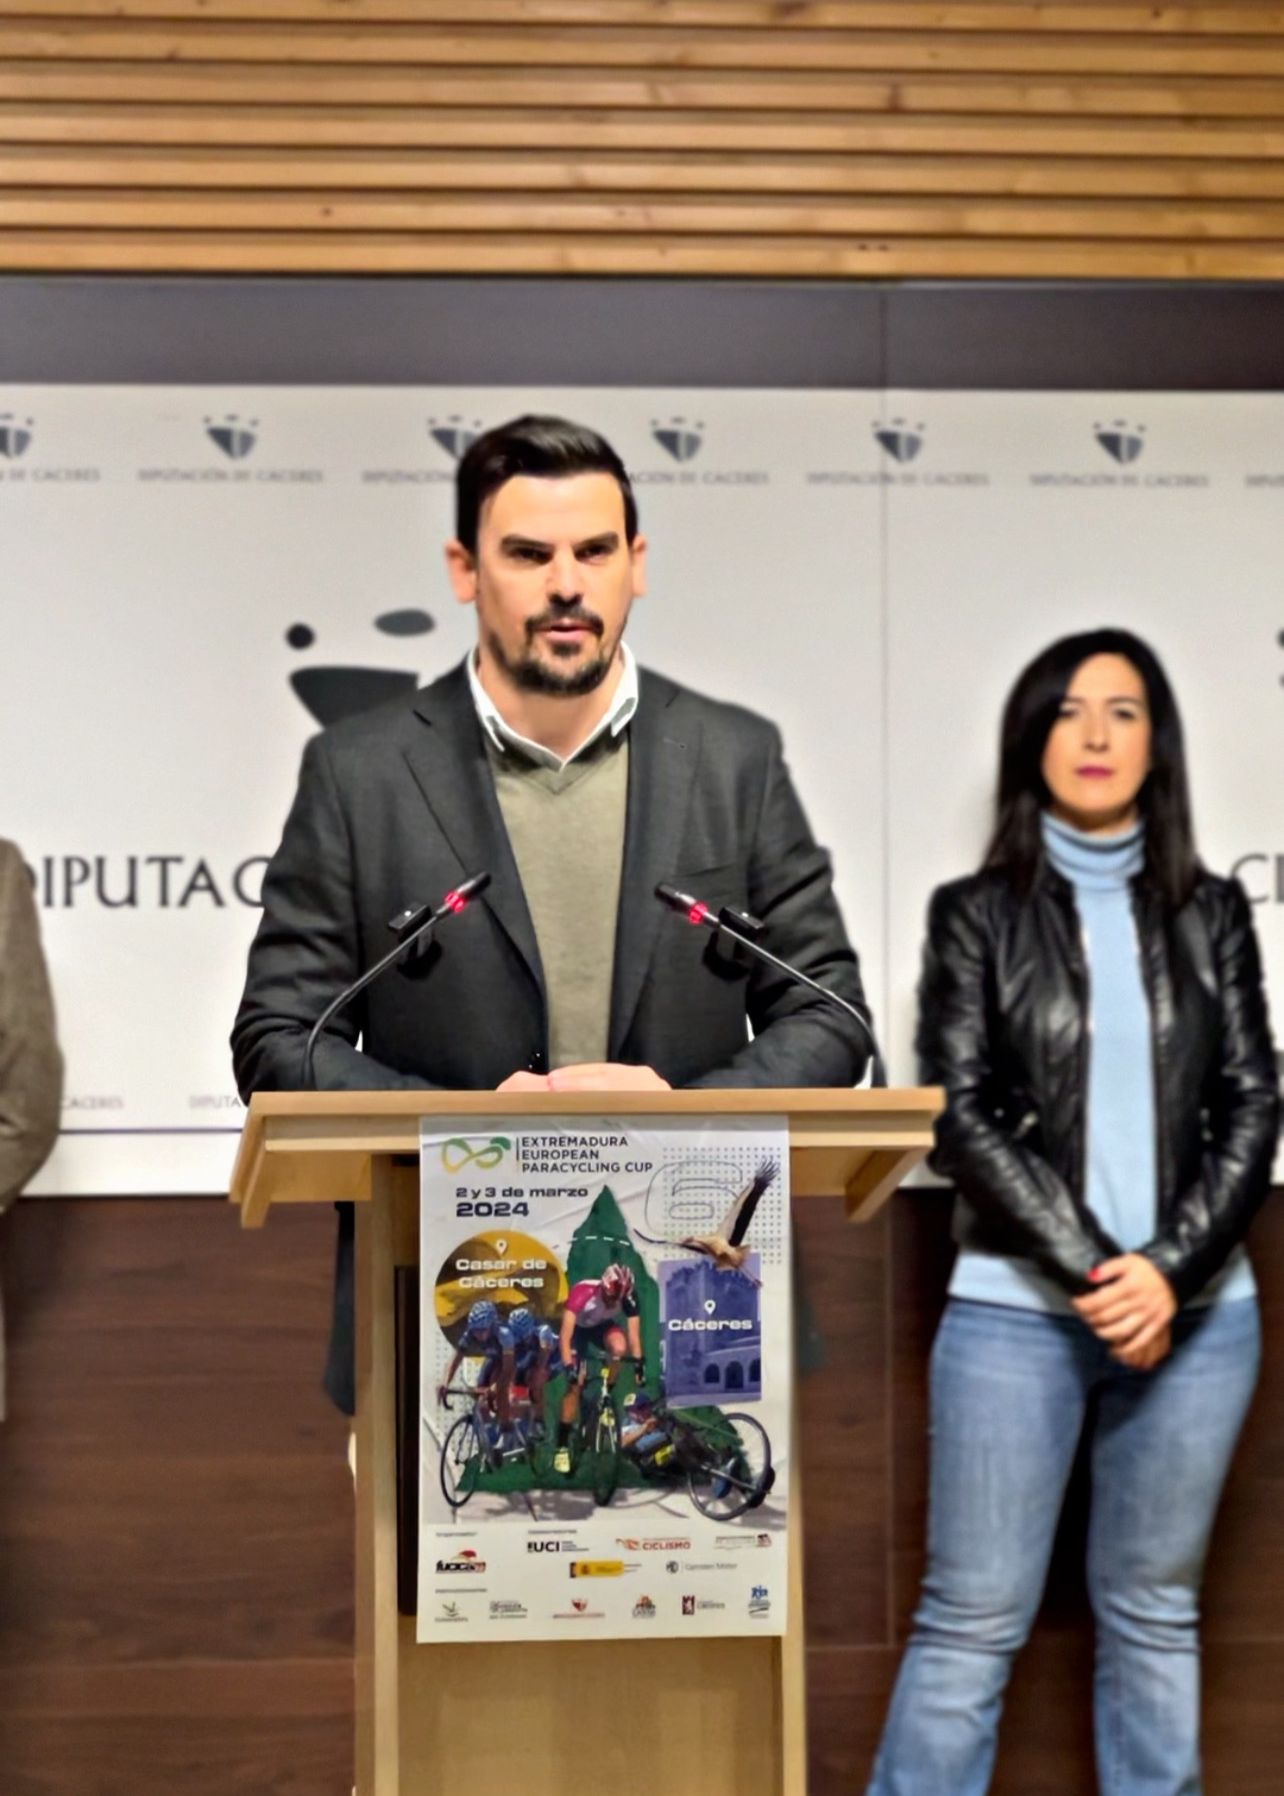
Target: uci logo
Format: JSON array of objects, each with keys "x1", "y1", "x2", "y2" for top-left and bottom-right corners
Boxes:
[{"x1": 441, "y1": 1135, "x2": 512, "y2": 1172}]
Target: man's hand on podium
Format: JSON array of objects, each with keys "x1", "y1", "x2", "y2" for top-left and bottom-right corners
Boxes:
[
  {"x1": 495, "y1": 1064, "x2": 672, "y2": 1094},
  {"x1": 550, "y1": 1064, "x2": 671, "y2": 1093},
  {"x1": 495, "y1": 1071, "x2": 553, "y2": 1093}
]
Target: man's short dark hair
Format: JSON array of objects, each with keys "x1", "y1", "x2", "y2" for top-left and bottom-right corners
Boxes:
[{"x1": 455, "y1": 414, "x2": 639, "y2": 555}]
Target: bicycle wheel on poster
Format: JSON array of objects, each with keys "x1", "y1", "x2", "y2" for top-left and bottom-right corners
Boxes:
[
  {"x1": 686, "y1": 1412, "x2": 772, "y2": 1521},
  {"x1": 440, "y1": 1414, "x2": 486, "y2": 1509}
]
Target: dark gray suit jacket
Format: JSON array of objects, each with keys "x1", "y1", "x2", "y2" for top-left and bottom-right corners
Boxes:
[
  {"x1": 231, "y1": 661, "x2": 869, "y2": 1409},
  {"x1": 232, "y1": 660, "x2": 869, "y2": 1099}
]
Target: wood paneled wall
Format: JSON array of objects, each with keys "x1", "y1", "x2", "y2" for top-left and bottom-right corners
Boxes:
[{"x1": 1, "y1": 2, "x2": 1284, "y2": 277}]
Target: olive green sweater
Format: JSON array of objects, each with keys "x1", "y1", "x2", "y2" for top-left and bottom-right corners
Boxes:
[{"x1": 486, "y1": 732, "x2": 629, "y2": 1069}]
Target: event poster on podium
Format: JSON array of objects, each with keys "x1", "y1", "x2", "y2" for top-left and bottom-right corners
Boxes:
[{"x1": 417, "y1": 1116, "x2": 791, "y2": 1642}]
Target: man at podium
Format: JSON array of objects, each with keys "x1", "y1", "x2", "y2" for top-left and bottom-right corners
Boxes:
[{"x1": 231, "y1": 414, "x2": 870, "y2": 1409}]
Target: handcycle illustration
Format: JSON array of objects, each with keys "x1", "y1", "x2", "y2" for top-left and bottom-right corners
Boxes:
[{"x1": 438, "y1": 1351, "x2": 775, "y2": 1520}]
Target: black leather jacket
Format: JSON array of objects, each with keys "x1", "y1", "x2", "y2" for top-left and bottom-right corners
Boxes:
[{"x1": 917, "y1": 863, "x2": 1279, "y2": 1305}]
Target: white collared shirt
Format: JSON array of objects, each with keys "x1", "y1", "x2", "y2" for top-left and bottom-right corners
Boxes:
[{"x1": 467, "y1": 642, "x2": 639, "y2": 773}]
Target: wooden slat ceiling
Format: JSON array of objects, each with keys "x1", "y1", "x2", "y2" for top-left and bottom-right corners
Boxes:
[{"x1": 2, "y1": 1, "x2": 1283, "y2": 277}]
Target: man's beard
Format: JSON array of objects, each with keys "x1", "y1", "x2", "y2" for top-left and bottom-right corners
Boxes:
[{"x1": 486, "y1": 611, "x2": 618, "y2": 697}]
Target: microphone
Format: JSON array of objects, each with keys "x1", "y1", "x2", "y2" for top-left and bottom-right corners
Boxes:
[
  {"x1": 300, "y1": 871, "x2": 491, "y2": 1090},
  {"x1": 654, "y1": 881, "x2": 882, "y2": 1078}
]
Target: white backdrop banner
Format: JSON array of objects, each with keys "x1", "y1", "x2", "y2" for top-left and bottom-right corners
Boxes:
[
  {"x1": 0, "y1": 387, "x2": 882, "y2": 1193},
  {"x1": 881, "y1": 393, "x2": 1284, "y2": 1092},
  {"x1": 1, "y1": 386, "x2": 1280, "y2": 1192}
]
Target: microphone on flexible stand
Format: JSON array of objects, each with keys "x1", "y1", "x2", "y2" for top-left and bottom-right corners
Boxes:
[
  {"x1": 654, "y1": 880, "x2": 882, "y2": 1080},
  {"x1": 300, "y1": 871, "x2": 491, "y2": 1090}
]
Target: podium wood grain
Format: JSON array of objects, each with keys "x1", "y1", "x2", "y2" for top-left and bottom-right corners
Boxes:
[{"x1": 228, "y1": 1088, "x2": 942, "y2": 1795}]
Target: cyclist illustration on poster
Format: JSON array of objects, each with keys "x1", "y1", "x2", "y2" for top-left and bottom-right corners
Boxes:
[{"x1": 417, "y1": 1117, "x2": 790, "y2": 1642}]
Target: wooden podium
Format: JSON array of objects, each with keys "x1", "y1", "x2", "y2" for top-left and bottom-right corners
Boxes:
[{"x1": 230, "y1": 1087, "x2": 941, "y2": 1796}]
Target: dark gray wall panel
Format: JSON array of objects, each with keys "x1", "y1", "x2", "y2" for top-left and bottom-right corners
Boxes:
[
  {"x1": 0, "y1": 277, "x2": 881, "y2": 388},
  {"x1": 883, "y1": 282, "x2": 1284, "y2": 391}
]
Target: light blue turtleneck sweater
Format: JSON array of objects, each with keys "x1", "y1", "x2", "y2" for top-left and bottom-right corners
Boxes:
[{"x1": 951, "y1": 813, "x2": 1254, "y2": 1313}]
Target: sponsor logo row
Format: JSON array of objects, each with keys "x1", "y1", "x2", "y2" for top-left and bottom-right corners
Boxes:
[
  {"x1": 436, "y1": 1528, "x2": 775, "y2": 1625},
  {"x1": 440, "y1": 1547, "x2": 767, "y2": 1579},
  {"x1": 433, "y1": 1587, "x2": 770, "y2": 1625},
  {"x1": 522, "y1": 1530, "x2": 771, "y2": 1554}
]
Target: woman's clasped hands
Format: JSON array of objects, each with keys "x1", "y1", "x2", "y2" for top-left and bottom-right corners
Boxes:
[{"x1": 1073, "y1": 1253, "x2": 1178, "y2": 1370}]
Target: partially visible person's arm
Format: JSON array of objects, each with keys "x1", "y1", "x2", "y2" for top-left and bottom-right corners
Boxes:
[
  {"x1": 0, "y1": 842, "x2": 62, "y2": 1208},
  {"x1": 1139, "y1": 880, "x2": 1279, "y2": 1304}
]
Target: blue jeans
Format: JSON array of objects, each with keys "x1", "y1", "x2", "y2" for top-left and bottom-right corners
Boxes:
[{"x1": 867, "y1": 1296, "x2": 1261, "y2": 1796}]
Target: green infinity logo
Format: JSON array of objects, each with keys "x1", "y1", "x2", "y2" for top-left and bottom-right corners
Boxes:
[{"x1": 441, "y1": 1135, "x2": 512, "y2": 1172}]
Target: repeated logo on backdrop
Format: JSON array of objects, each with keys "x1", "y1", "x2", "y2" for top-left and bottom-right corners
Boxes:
[
  {"x1": 361, "y1": 412, "x2": 483, "y2": 485},
  {"x1": 652, "y1": 416, "x2": 704, "y2": 463},
  {"x1": 633, "y1": 415, "x2": 770, "y2": 488},
  {"x1": 1094, "y1": 420, "x2": 1146, "y2": 465},
  {"x1": 205, "y1": 413, "x2": 258, "y2": 460},
  {"x1": 805, "y1": 417, "x2": 988, "y2": 488},
  {"x1": 133, "y1": 415, "x2": 323, "y2": 484},
  {"x1": 1030, "y1": 420, "x2": 1207, "y2": 490},
  {"x1": 0, "y1": 411, "x2": 99, "y2": 484},
  {"x1": 873, "y1": 418, "x2": 925, "y2": 465},
  {"x1": 0, "y1": 411, "x2": 33, "y2": 458},
  {"x1": 3, "y1": 386, "x2": 1282, "y2": 1189},
  {"x1": 428, "y1": 415, "x2": 482, "y2": 461}
]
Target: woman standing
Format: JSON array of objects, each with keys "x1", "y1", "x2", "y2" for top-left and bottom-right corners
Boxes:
[{"x1": 867, "y1": 629, "x2": 1277, "y2": 1796}]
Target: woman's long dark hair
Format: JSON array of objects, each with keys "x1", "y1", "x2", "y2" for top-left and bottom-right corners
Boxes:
[{"x1": 983, "y1": 627, "x2": 1199, "y2": 908}]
